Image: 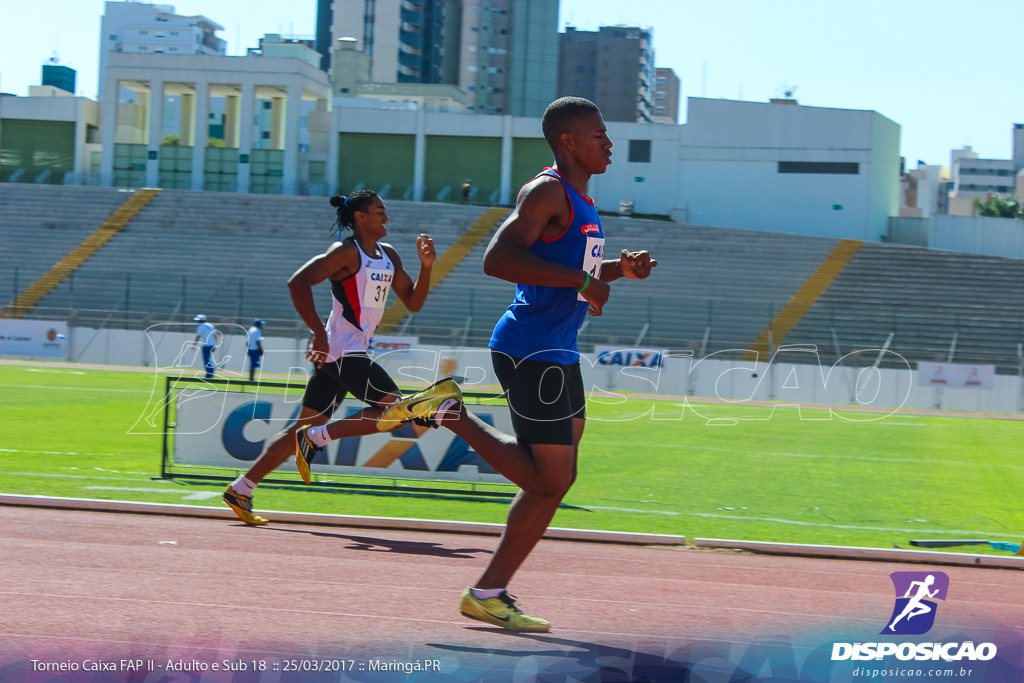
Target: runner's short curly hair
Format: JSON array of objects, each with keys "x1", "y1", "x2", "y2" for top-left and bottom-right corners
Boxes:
[{"x1": 541, "y1": 97, "x2": 601, "y2": 146}]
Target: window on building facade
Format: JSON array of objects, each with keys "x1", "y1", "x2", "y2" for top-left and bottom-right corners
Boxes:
[
  {"x1": 778, "y1": 162, "x2": 859, "y2": 174},
  {"x1": 628, "y1": 140, "x2": 651, "y2": 163}
]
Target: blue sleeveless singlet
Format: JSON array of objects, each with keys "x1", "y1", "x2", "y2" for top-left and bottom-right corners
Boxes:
[{"x1": 489, "y1": 168, "x2": 605, "y2": 364}]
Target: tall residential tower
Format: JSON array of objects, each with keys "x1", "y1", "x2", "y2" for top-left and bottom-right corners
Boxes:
[
  {"x1": 330, "y1": 0, "x2": 557, "y2": 116},
  {"x1": 558, "y1": 25, "x2": 656, "y2": 123}
]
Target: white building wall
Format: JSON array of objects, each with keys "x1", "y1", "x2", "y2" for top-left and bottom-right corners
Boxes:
[
  {"x1": 328, "y1": 96, "x2": 900, "y2": 241},
  {"x1": 672, "y1": 98, "x2": 898, "y2": 241},
  {"x1": 588, "y1": 120, "x2": 681, "y2": 217},
  {"x1": 869, "y1": 113, "x2": 902, "y2": 241},
  {"x1": 98, "y1": 1, "x2": 226, "y2": 100},
  {"x1": 1014, "y1": 124, "x2": 1024, "y2": 173}
]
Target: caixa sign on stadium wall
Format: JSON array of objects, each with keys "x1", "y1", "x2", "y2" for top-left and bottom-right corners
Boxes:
[
  {"x1": 594, "y1": 345, "x2": 667, "y2": 369},
  {"x1": 173, "y1": 391, "x2": 513, "y2": 484}
]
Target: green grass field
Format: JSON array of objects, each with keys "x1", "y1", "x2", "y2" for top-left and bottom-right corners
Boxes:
[{"x1": 1, "y1": 362, "x2": 1022, "y2": 555}]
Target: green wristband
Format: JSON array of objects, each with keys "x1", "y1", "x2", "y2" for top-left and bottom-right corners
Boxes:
[{"x1": 576, "y1": 272, "x2": 590, "y2": 293}]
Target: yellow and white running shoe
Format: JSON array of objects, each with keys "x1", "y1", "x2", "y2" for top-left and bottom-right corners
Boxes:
[
  {"x1": 376, "y1": 378, "x2": 462, "y2": 432},
  {"x1": 459, "y1": 588, "x2": 550, "y2": 632}
]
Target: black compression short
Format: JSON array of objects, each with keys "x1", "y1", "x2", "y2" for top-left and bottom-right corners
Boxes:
[
  {"x1": 491, "y1": 349, "x2": 585, "y2": 446},
  {"x1": 301, "y1": 352, "x2": 398, "y2": 419}
]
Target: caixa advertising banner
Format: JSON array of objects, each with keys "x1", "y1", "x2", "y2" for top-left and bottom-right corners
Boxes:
[
  {"x1": 173, "y1": 390, "x2": 513, "y2": 484},
  {"x1": 593, "y1": 345, "x2": 668, "y2": 369}
]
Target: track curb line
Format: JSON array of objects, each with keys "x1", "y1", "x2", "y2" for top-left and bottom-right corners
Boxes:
[
  {"x1": 695, "y1": 537, "x2": 1023, "y2": 570},
  {"x1": 0, "y1": 493, "x2": 684, "y2": 546}
]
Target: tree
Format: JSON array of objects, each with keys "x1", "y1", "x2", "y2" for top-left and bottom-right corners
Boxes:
[{"x1": 974, "y1": 193, "x2": 1023, "y2": 219}]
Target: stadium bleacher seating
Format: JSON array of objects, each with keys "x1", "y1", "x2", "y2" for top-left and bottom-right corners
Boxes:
[
  {"x1": 1, "y1": 186, "x2": 489, "y2": 331},
  {"x1": 787, "y1": 242, "x2": 1024, "y2": 373},
  {"x1": 4, "y1": 185, "x2": 1024, "y2": 371},
  {"x1": 400, "y1": 215, "x2": 841, "y2": 354},
  {"x1": 0, "y1": 185, "x2": 131, "y2": 309}
]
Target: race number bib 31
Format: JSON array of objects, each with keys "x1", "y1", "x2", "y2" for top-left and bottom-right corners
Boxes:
[
  {"x1": 363, "y1": 268, "x2": 393, "y2": 309},
  {"x1": 579, "y1": 236, "x2": 605, "y2": 302}
]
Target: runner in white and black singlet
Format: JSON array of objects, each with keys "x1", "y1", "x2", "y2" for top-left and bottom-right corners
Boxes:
[{"x1": 222, "y1": 191, "x2": 458, "y2": 525}]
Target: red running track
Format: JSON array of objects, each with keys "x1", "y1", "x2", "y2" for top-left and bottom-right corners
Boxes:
[{"x1": 1, "y1": 505, "x2": 1022, "y2": 682}]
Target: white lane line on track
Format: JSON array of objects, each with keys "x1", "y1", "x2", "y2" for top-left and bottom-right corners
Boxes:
[
  {"x1": 83, "y1": 487, "x2": 189, "y2": 493},
  {"x1": 583, "y1": 506, "x2": 680, "y2": 515},
  {"x1": 0, "y1": 591, "x2": 875, "y2": 627},
  {"x1": 24, "y1": 369, "x2": 86, "y2": 375},
  {"x1": 0, "y1": 383, "x2": 152, "y2": 393},
  {"x1": 0, "y1": 594, "x2": 1014, "y2": 637},
  {"x1": 0, "y1": 629, "x2": 815, "y2": 652},
  {"x1": 1, "y1": 472, "x2": 158, "y2": 482},
  {"x1": 181, "y1": 492, "x2": 222, "y2": 501},
  {"x1": 0, "y1": 450, "x2": 150, "y2": 458},
  {"x1": 80, "y1": 487, "x2": 222, "y2": 502},
  {"x1": 591, "y1": 441, "x2": 1024, "y2": 469}
]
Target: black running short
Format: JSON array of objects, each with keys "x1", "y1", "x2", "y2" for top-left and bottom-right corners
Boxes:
[
  {"x1": 301, "y1": 352, "x2": 398, "y2": 418},
  {"x1": 490, "y1": 349, "x2": 585, "y2": 446}
]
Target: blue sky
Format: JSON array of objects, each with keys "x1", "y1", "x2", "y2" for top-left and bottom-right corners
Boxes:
[{"x1": 1, "y1": 0, "x2": 1020, "y2": 168}]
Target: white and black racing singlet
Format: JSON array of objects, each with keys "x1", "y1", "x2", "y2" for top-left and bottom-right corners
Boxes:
[{"x1": 325, "y1": 239, "x2": 394, "y2": 360}]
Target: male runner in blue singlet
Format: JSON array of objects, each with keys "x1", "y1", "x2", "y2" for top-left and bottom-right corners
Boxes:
[{"x1": 386, "y1": 97, "x2": 656, "y2": 631}]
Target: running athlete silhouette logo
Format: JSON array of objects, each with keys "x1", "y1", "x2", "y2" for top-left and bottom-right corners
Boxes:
[{"x1": 881, "y1": 571, "x2": 949, "y2": 635}]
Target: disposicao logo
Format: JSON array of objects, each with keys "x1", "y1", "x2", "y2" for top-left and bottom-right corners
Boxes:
[
  {"x1": 882, "y1": 571, "x2": 948, "y2": 635},
  {"x1": 831, "y1": 570, "x2": 998, "y2": 663}
]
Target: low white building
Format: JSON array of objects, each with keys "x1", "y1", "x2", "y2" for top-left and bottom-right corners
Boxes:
[
  {"x1": 0, "y1": 90, "x2": 101, "y2": 184},
  {"x1": 665, "y1": 98, "x2": 900, "y2": 242},
  {"x1": 949, "y1": 155, "x2": 1019, "y2": 216},
  {"x1": 99, "y1": 51, "x2": 329, "y2": 193}
]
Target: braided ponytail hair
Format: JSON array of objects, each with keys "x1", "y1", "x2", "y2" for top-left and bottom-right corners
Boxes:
[{"x1": 329, "y1": 190, "x2": 380, "y2": 239}]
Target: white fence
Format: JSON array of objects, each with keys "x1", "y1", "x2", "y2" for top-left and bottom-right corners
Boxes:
[
  {"x1": 889, "y1": 215, "x2": 1024, "y2": 259},
  {"x1": 3, "y1": 324, "x2": 1022, "y2": 415}
]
